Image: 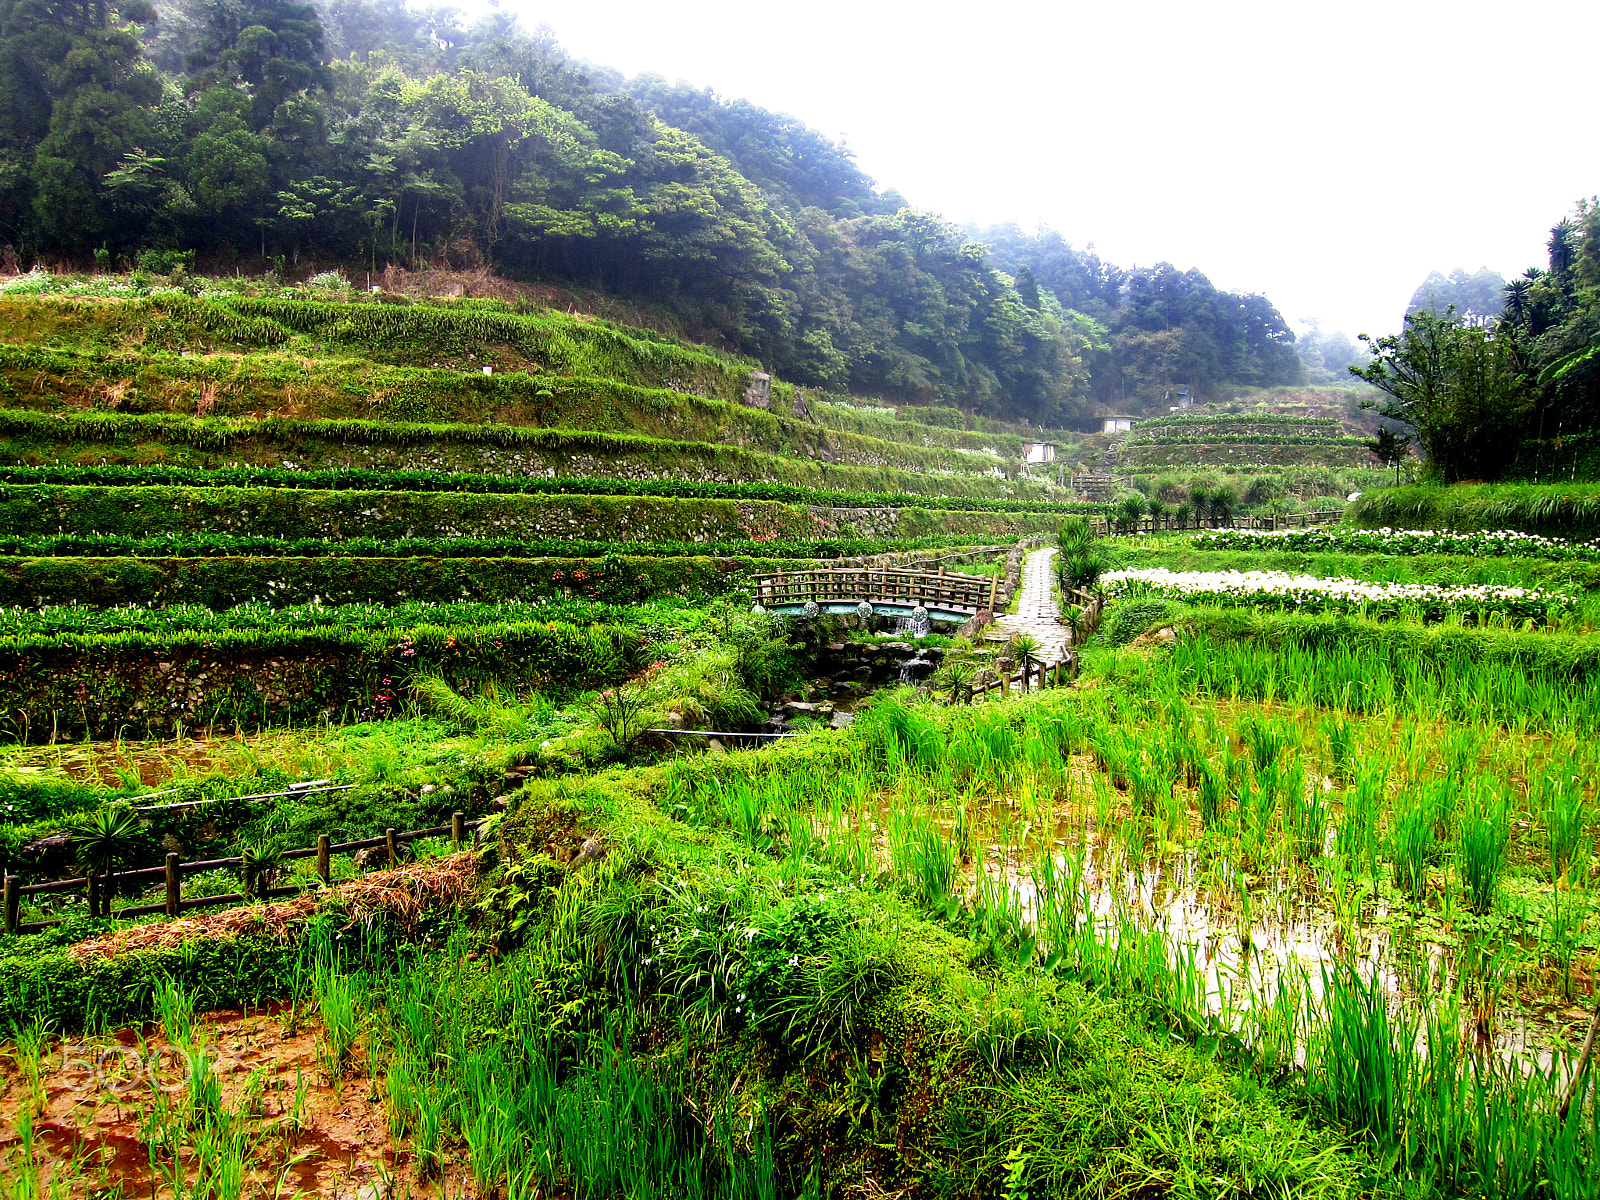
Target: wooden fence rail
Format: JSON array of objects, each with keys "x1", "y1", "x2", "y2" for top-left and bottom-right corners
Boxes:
[
  {"x1": 2, "y1": 812, "x2": 484, "y2": 936},
  {"x1": 1090, "y1": 509, "x2": 1345, "y2": 538}
]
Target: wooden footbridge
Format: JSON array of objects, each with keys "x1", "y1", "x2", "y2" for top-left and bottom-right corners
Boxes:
[{"x1": 752, "y1": 566, "x2": 996, "y2": 622}]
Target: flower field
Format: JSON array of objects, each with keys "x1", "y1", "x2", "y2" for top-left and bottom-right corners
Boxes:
[
  {"x1": 1193, "y1": 524, "x2": 1600, "y2": 560},
  {"x1": 1103, "y1": 565, "x2": 1575, "y2": 622}
]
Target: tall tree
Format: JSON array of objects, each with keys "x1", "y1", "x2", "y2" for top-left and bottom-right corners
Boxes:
[
  {"x1": 2, "y1": 0, "x2": 161, "y2": 250},
  {"x1": 183, "y1": 0, "x2": 329, "y2": 130},
  {"x1": 1353, "y1": 310, "x2": 1529, "y2": 483}
]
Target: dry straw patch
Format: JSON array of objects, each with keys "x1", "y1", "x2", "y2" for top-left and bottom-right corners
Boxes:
[{"x1": 68, "y1": 853, "x2": 479, "y2": 962}]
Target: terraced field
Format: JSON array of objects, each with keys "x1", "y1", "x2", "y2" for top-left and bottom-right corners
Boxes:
[
  {"x1": 0, "y1": 288, "x2": 1095, "y2": 741},
  {"x1": 2, "y1": 282, "x2": 1596, "y2": 1200}
]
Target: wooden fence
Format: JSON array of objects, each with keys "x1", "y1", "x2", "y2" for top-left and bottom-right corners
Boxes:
[
  {"x1": 1089, "y1": 509, "x2": 1345, "y2": 537},
  {"x1": 2, "y1": 813, "x2": 484, "y2": 937},
  {"x1": 753, "y1": 566, "x2": 995, "y2": 615}
]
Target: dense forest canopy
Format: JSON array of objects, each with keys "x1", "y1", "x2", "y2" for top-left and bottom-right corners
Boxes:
[{"x1": 0, "y1": 0, "x2": 1305, "y2": 422}]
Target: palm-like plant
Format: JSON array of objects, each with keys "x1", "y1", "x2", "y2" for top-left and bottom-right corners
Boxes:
[
  {"x1": 241, "y1": 843, "x2": 285, "y2": 899},
  {"x1": 69, "y1": 806, "x2": 142, "y2": 917},
  {"x1": 935, "y1": 661, "x2": 975, "y2": 705},
  {"x1": 1008, "y1": 634, "x2": 1043, "y2": 693},
  {"x1": 1208, "y1": 485, "x2": 1237, "y2": 527},
  {"x1": 1502, "y1": 278, "x2": 1532, "y2": 327}
]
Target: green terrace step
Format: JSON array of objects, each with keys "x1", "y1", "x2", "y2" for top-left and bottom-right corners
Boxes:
[
  {"x1": 1127, "y1": 415, "x2": 1347, "y2": 441},
  {"x1": 0, "y1": 409, "x2": 1036, "y2": 500},
  {"x1": 0, "y1": 611, "x2": 644, "y2": 741},
  {"x1": 0, "y1": 340, "x2": 1022, "y2": 465},
  {"x1": 0, "y1": 484, "x2": 1068, "y2": 544},
  {"x1": 1119, "y1": 439, "x2": 1372, "y2": 470},
  {"x1": 0, "y1": 464, "x2": 1101, "y2": 515},
  {"x1": 0, "y1": 293, "x2": 761, "y2": 404},
  {"x1": 0, "y1": 554, "x2": 862, "y2": 608}
]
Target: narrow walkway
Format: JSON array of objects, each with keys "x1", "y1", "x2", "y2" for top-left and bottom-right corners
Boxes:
[{"x1": 993, "y1": 547, "x2": 1070, "y2": 664}]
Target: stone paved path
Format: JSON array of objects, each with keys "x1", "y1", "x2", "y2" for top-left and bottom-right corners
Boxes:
[{"x1": 993, "y1": 547, "x2": 1070, "y2": 663}]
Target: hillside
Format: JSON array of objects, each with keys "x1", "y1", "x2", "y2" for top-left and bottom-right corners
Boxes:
[{"x1": 0, "y1": 0, "x2": 1303, "y2": 426}]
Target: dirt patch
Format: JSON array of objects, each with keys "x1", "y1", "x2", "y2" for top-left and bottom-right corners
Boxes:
[{"x1": 0, "y1": 1005, "x2": 469, "y2": 1198}]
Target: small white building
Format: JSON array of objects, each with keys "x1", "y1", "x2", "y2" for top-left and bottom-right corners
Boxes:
[
  {"x1": 1102, "y1": 417, "x2": 1134, "y2": 435},
  {"x1": 1021, "y1": 440, "x2": 1057, "y2": 464}
]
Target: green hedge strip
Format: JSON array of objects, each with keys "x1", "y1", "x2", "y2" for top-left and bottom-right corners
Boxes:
[
  {"x1": 0, "y1": 618, "x2": 641, "y2": 740},
  {"x1": 0, "y1": 533, "x2": 992, "y2": 561},
  {"x1": 0, "y1": 555, "x2": 801, "y2": 608},
  {"x1": 0, "y1": 464, "x2": 1103, "y2": 516},
  {"x1": 0, "y1": 484, "x2": 1069, "y2": 543}
]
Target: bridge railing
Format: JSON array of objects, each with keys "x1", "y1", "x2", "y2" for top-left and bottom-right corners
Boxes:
[{"x1": 753, "y1": 567, "x2": 995, "y2": 614}]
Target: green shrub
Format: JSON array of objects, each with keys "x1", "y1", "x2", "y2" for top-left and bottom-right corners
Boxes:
[
  {"x1": 1105, "y1": 599, "x2": 1177, "y2": 646},
  {"x1": 1348, "y1": 482, "x2": 1600, "y2": 537}
]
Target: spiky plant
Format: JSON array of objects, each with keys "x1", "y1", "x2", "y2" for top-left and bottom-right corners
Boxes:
[
  {"x1": 68, "y1": 806, "x2": 142, "y2": 917},
  {"x1": 1008, "y1": 634, "x2": 1043, "y2": 693}
]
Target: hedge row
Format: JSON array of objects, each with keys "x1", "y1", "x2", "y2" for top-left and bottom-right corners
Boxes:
[
  {"x1": 1347, "y1": 483, "x2": 1600, "y2": 538},
  {"x1": 0, "y1": 618, "x2": 641, "y2": 739},
  {"x1": 1124, "y1": 433, "x2": 1364, "y2": 447},
  {"x1": 0, "y1": 532, "x2": 995, "y2": 561},
  {"x1": 0, "y1": 554, "x2": 803, "y2": 608},
  {"x1": 0, "y1": 463, "x2": 1094, "y2": 515},
  {"x1": 0, "y1": 932, "x2": 308, "y2": 1031},
  {"x1": 0, "y1": 484, "x2": 1067, "y2": 543},
  {"x1": 0, "y1": 341, "x2": 1015, "y2": 459},
  {"x1": 1129, "y1": 415, "x2": 1344, "y2": 440}
]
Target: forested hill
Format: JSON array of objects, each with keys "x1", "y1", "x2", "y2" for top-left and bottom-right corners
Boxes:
[{"x1": 0, "y1": 0, "x2": 1303, "y2": 422}]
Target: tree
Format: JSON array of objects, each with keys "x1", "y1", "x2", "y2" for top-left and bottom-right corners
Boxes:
[
  {"x1": 183, "y1": 0, "x2": 331, "y2": 130},
  {"x1": 1352, "y1": 310, "x2": 1530, "y2": 483},
  {"x1": 1406, "y1": 267, "x2": 1506, "y2": 327},
  {"x1": 1365, "y1": 426, "x2": 1413, "y2": 485}
]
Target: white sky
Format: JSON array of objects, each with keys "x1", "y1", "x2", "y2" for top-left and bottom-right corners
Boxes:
[{"x1": 492, "y1": 0, "x2": 1598, "y2": 340}]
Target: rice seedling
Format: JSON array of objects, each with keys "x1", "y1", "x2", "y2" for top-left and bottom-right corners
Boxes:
[
  {"x1": 1457, "y1": 799, "x2": 1509, "y2": 917},
  {"x1": 1544, "y1": 771, "x2": 1592, "y2": 885},
  {"x1": 8, "y1": 1019, "x2": 49, "y2": 1120},
  {"x1": 1391, "y1": 793, "x2": 1433, "y2": 899},
  {"x1": 1288, "y1": 773, "x2": 1328, "y2": 865},
  {"x1": 1334, "y1": 773, "x2": 1385, "y2": 877},
  {"x1": 312, "y1": 948, "x2": 362, "y2": 1081}
]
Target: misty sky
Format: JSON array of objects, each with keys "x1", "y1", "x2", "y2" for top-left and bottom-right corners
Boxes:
[{"x1": 490, "y1": 0, "x2": 1598, "y2": 341}]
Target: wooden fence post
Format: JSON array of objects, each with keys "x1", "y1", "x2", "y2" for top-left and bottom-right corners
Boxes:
[
  {"x1": 87, "y1": 872, "x2": 98, "y2": 919},
  {"x1": 3, "y1": 875, "x2": 16, "y2": 935},
  {"x1": 165, "y1": 854, "x2": 180, "y2": 917},
  {"x1": 452, "y1": 811, "x2": 465, "y2": 851},
  {"x1": 987, "y1": 573, "x2": 998, "y2": 612},
  {"x1": 317, "y1": 834, "x2": 331, "y2": 884},
  {"x1": 386, "y1": 827, "x2": 399, "y2": 867}
]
